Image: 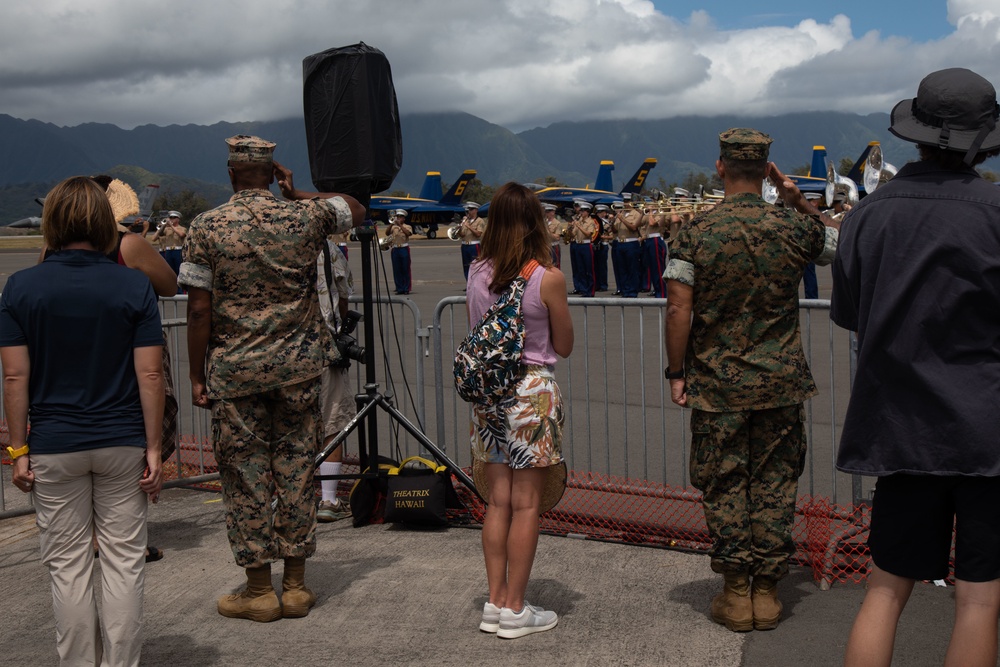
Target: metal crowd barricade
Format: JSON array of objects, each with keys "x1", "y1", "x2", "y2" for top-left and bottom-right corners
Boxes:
[
  {"x1": 432, "y1": 296, "x2": 870, "y2": 587},
  {"x1": 433, "y1": 297, "x2": 855, "y2": 496},
  {"x1": 154, "y1": 294, "x2": 432, "y2": 494},
  {"x1": 1, "y1": 293, "x2": 874, "y2": 586}
]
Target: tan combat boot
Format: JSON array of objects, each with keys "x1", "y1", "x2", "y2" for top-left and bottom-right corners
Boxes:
[
  {"x1": 281, "y1": 557, "x2": 317, "y2": 618},
  {"x1": 217, "y1": 564, "x2": 282, "y2": 622},
  {"x1": 751, "y1": 577, "x2": 783, "y2": 630},
  {"x1": 710, "y1": 572, "x2": 754, "y2": 632}
]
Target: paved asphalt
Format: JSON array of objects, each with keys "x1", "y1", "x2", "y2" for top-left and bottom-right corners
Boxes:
[
  {"x1": 0, "y1": 486, "x2": 966, "y2": 667},
  {"x1": 0, "y1": 238, "x2": 980, "y2": 666}
]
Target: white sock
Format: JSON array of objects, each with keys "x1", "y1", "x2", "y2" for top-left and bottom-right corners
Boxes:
[{"x1": 319, "y1": 462, "x2": 342, "y2": 502}]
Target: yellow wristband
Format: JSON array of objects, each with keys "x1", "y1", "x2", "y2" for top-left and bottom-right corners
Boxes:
[{"x1": 6, "y1": 445, "x2": 29, "y2": 460}]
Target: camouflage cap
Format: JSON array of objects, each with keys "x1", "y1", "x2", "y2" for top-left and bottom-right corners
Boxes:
[
  {"x1": 225, "y1": 135, "x2": 276, "y2": 164},
  {"x1": 719, "y1": 128, "x2": 772, "y2": 160}
]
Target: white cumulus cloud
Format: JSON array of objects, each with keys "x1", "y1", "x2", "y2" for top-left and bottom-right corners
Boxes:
[{"x1": 0, "y1": 0, "x2": 996, "y2": 130}]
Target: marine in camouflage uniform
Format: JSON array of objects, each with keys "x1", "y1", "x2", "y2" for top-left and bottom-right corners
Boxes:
[
  {"x1": 179, "y1": 135, "x2": 361, "y2": 621},
  {"x1": 664, "y1": 128, "x2": 839, "y2": 631}
]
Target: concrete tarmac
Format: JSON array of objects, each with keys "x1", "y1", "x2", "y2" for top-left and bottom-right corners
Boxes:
[{"x1": 0, "y1": 487, "x2": 969, "y2": 667}]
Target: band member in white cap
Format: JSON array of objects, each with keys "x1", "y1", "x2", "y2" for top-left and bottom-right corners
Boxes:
[
  {"x1": 387, "y1": 209, "x2": 413, "y2": 294},
  {"x1": 569, "y1": 202, "x2": 596, "y2": 297},
  {"x1": 543, "y1": 203, "x2": 563, "y2": 268},
  {"x1": 594, "y1": 204, "x2": 612, "y2": 292},
  {"x1": 151, "y1": 210, "x2": 187, "y2": 281},
  {"x1": 613, "y1": 195, "x2": 642, "y2": 297},
  {"x1": 458, "y1": 201, "x2": 487, "y2": 280}
]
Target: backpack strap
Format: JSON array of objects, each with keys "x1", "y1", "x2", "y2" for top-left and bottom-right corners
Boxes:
[{"x1": 519, "y1": 259, "x2": 541, "y2": 281}]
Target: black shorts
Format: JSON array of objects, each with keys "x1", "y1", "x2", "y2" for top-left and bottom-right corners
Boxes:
[{"x1": 868, "y1": 474, "x2": 1000, "y2": 582}]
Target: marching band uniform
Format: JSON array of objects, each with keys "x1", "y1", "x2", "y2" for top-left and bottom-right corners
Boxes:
[
  {"x1": 387, "y1": 210, "x2": 413, "y2": 294},
  {"x1": 643, "y1": 209, "x2": 668, "y2": 297},
  {"x1": 634, "y1": 201, "x2": 651, "y2": 293},
  {"x1": 613, "y1": 197, "x2": 642, "y2": 298},
  {"x1": 544, "y1": 203, "x2": 563, "y2": 269},
  {"x1": 594, "y1": 205, "x2": 612, "y2": 292},
  {"x1": 458, "y1": 202, "x2": 487, "y2": 280},
  {"x1": 610, "y1": 201, "x2": 624, "y2": 294},
  {"x1": 570, "y1": 203, "x2": 597, "y2": 297},
  {"x1": 568, "y1": 201, "x2": 583, "y2": 292}
]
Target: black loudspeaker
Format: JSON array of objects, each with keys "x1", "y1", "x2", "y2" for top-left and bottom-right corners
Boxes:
[{"x1": 302, "y1": 42, "x2": 403, "y2": 210}]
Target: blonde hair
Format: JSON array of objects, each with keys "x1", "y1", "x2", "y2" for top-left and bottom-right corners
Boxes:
[
  {"x1": 42, "y1": 177, "x2": 117, "y2": 254},
  {"x1": 477, "y1": 183, "x2": 553, "y2": 293}
]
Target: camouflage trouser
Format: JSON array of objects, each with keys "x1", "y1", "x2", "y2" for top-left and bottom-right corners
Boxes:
[
  {"x1": 212, "y1": 377, "x2": 321, "y2": 568},
  {"x1": 689, "y1": 405, "x2": 806, "y2": 580}
]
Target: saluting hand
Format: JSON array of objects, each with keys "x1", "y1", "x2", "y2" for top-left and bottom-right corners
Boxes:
[
  {"x1": 768, "y1": 162, "x2": 809, "y2": 214},
  {"x1": 274, "y1": 161, "x2": 296, "y2": 200}
]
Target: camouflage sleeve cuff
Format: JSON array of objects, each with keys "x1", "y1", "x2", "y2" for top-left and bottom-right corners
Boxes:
[
  {"x1": 814, "y1": 226, "x2": 839, "y2": 267},
  {"x1": 177, "y1": 262, "x2": 213, "y2": 291},
  {"x1": 664, "y1": 258, "x2": 695, "y2": 286}
]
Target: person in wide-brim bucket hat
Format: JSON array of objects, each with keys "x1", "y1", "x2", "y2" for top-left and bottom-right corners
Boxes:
[{"x1": 889, "y1": 67, "x2": 1000, "y2": 164}]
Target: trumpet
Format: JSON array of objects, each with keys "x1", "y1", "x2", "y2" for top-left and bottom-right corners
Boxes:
[
  {"x1": 379, "y1": 235, "x2": 392, "y2": 251},
  {"x1": 640, "y1": 201, "x2": 716, "y2": 215},
  {"x1": 447, "y1": 224, "x2": 462, "y2": 241}
]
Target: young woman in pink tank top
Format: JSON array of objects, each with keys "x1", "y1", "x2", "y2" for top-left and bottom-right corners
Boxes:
[{"x1": 466, "y1": 182, "x2": 573, "y2": 639}]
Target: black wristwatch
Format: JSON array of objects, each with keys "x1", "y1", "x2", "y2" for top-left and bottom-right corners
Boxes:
[{"x1": 664, "y1": 367, "x2": 684, "y2": 380}]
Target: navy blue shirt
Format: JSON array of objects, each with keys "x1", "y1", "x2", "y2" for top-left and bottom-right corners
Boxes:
[
  {"x1": 831, "y1": 161, "x2": 1000, "y2": 476},
  {"x1": 0, "y1": 250, "x2": 163, "y2": 454}
]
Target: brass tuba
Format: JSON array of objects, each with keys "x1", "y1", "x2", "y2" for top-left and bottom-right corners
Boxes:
[{"x1": 825, "y1": 159, "x2": 859, "y2": 208}]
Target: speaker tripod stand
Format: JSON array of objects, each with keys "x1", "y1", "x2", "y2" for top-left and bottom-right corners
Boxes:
[{"x1": 313, "y1": 224, "x2": 481, "y2": 502}]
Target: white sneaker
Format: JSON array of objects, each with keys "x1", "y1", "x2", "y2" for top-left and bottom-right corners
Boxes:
[
  {"x1": 479, "y1": 602, "x2": 501, "y2": 633},
  {"x1": 497, "y1": 601, "x2": 558, "y2": 639}
]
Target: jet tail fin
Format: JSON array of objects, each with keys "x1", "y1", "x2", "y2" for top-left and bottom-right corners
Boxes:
[
  {"x1": 417, "y1": 172, "x2": 443, "y2": 201},
  {"x1": 620, "y1": 159, "x2": 657, "y2": 194},
  {"x1": 439, "y1": 170, "x2": 477, "y2": 205}
]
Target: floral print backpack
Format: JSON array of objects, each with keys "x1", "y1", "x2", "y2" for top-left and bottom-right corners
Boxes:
[{"x1": 454, "y1": 260, "x2": 540, "y2": 407}]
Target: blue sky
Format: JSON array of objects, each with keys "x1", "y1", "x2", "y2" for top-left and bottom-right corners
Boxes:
[
  {"x1": 0, "y1": 1, "x2": 996, "y2": 130},
  {"x1": 651, "y1": 1, "x2": 954, "y2": 40}
]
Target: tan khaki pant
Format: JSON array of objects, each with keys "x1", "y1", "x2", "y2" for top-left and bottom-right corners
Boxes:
[{"x1": 31, "y1": 447, "x2": 148, "y2": 667}]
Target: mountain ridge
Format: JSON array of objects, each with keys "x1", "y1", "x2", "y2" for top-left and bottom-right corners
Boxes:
[{"x1": 0, "y1": 110, "x2": 948, "y2": 224}]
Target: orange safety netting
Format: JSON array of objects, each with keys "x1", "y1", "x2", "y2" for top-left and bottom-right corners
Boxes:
[
  {"x1": 451, "y1": 470, "x2": 875, "y2": 587},
  {"x1": 3, "y1": 432, "x2": 941, "y2": 586}
]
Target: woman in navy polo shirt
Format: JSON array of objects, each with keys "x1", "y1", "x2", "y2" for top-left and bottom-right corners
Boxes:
[{"x1": 0, "y1": 176, "x2": 165, "y2": 667}]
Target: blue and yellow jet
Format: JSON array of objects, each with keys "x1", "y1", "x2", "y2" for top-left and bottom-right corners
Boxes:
[
  {"x1": 477, "y1": 158, "x2": 658, "y2": 216},
  {"x1": 532, "y1": 158, "x2": 658, "y2": 207},
  {"x1": 369, "y1": 169, "x2": 477, "y2": 237}
]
